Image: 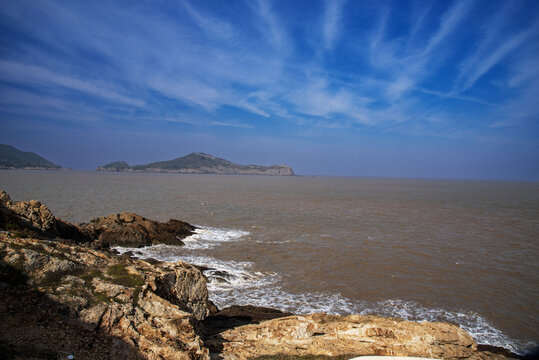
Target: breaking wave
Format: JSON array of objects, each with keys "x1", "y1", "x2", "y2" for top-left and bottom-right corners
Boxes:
[{"x1": 113, "y1": 225, "x2": 528, "y2": 355}]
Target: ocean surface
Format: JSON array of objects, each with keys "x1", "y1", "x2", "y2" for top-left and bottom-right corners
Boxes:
[{"x1": 1, "y1": 170, "x2": 538, "y2": 353}]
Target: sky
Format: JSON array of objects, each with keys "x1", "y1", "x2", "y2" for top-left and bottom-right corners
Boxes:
[{"x1": 0, "y1": 0, "x2": 538, "y2": 179}]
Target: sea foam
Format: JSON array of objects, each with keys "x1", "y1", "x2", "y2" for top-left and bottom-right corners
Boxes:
[{"x1": 113, "y1": 225, "x2": 526, "y2": 354}]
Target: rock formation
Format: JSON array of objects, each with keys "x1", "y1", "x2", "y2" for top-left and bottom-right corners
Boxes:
[
  {"x1": 0, "y1": 190, "x2": 195, "y2": 248},
  {"x1": 2, "y1": 234, "x2": 514, "y2": 360},
  {"x1": 205, "y1": 313, "x2": 512, "y2": 360},
  {"x1": 0, "y1": 191, "x2": 520, "y2": 359},
  {"x1": 82, "y1": 212, "x2": 195, "y2": 247},
  {"x1": 1, "y1": 234, "x2": 212, "y2": 359},
  {"x1": 0, "y1": 190, "x2": 90, "y2": 242}
]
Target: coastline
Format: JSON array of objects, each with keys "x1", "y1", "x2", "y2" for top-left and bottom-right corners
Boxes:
[
  {"x1": 0, "y1": 189, "x2": 531, "y2": 359},
  {"x1": 0, "y1": 233, "x2": 521, "y2": 359}
]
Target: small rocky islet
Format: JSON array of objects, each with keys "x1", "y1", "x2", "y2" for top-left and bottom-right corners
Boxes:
[
  {"x1": 0, "y1": 143, "x2": 294, "y2": 176},
  {"x1": 96, "y1": 152, "x2": 295, "y2": 176},
  {"x1": 0, "y1": 190, "x2": 520, "y2": 359}
]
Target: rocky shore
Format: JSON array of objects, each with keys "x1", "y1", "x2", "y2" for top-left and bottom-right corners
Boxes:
[{"x1": 0, "y1": 191, "x2": 521, "y2": 359}]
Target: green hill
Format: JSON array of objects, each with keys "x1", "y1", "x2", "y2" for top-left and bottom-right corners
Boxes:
[
  {"x1": 131, "y1": 152, "x2": 235, "y2": 171},
  {"x1": 0, "y1": 144, "x2": 61, "y2": 170},
  {"x1": 97, "y1": 152, "x2": 294, "y2": 176},
  {"x1": 97, "y1": 161, "x2": 130, "y2": 171}
]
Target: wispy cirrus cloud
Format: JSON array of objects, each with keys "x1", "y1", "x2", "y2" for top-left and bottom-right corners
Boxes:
[
  {"x1": 420, "y1": 0, "x2": 475, "y2": 57},
  {"x1": 455, "y1": 21, "x2": 539, "y2": 94},
  {"x1": 0, "y1": 0, "x2": 538, "y2": 173},
  {"x1": 253, "y1": 0, "x2": 291, "y2": 55},
  {"x1": 0, "y1": 61, "x2": 144, "y2": 107},
  {"x1": 210, "y1": 120, "x2": 253, "y2": 129},
  {"x1": 180, "y1": 0, "x2": 234, "y2": 39},
  {"x1": 323, "y1": 0, "x2": 346, "y2": 51},
  {"x1": 286, "y1": 78, "x2": 367, "y2": 122}
]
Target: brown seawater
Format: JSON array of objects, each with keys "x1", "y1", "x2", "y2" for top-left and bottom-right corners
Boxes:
[{"x1": 1, "y1": 170, "x2": 538, "y2": 353}]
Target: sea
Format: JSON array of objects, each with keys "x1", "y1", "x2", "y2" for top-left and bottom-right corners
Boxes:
[{"x1": 1, "y1": 170, "x2": 537, "y2": 354}]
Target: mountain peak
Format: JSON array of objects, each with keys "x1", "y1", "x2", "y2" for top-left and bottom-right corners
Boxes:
[
  {"x1": 97, "y1": 152, "x2": 294, "y2": 176},
  {"x1": 189, "y1": 152, "x2": 217, "y2": 159},
  {"x1": 0, "y1": 144, "x2": 60, "y2": 170}
]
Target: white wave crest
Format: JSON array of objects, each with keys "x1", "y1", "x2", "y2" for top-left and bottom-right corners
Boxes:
[
  {"x1": 356, "y1": 299, "x2": 525, "y2": 354},
  {"x1": 182, "y1": 226, "x2": 249, "y2": 249},
  {"x1": 112, "y1": 226, "x2": 526, "y2": 354}
]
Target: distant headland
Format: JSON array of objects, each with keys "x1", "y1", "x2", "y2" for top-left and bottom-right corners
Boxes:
[
  {"x1": 0, "y1": 144, "x2": 294, "y2": 175},
  {"x1": 97, "y1": 152, "x2": 295, "y2": 176},
  {"x1": 0, "y1": 144, "x2": 61, "y2": 170}
]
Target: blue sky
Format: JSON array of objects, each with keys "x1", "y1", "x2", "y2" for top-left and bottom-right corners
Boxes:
[{"x1": 1, "y1": 0, "x2": 538, "y2": 179}]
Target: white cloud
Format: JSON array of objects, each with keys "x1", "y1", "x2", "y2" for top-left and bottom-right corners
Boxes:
[
  {"x1": 323, "y1": 0, "x2": 346, "y2": 51},
  {"x1": 0, "y1": 87, "x2": 111, "y2": 123},
  {"x1": 490, "y1": 74, "x2": 539, "y2": 128},
  {"x1": 416, "y1": 87, "x2": 495, "y2": 106},
  {"x1": 254, "y1": 0, "x2": 291, "y2": 54},
  {"x1": 0, "y1": 61, "x2": 144, "y2": 106},
  {"x1": 286, "y1": 78, "x2": 370, "y2": 124},
  {"x1": 455, "y1": 22, "x2": 538, "y2": 93},
  {"x1": 238, "y1": 99, "x2": 271, "y2": 118},
  {"x1": 210, "y1": 120, "x2": 253, "y2": 129},
  {"x1": 1, "y1": 0, "x2": 537, "y2": 149},
  {"x1": 180, "y1": 0, "x2": 234, "y2": 39},
  {"x1": 421, "y1": 0, "x2": 474, "y2": 57},
  {"x1": 386, "y1": 77, "x2": 414, "y2": 99},
  {"x1": 148, "y1": 76, "x2": 219, "y2": 111},
  {"x1": 369, "y1": 5, "x2": 391, "y2": 65},
  {"x1": 508, "y1": 57, "x2": 539, "y2": 88}
]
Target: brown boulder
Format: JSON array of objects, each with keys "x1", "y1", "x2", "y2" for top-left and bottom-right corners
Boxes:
[
  {"x1": 148, "y1": 260, "x2": 211, "y2": 321},
  {"x1": 83, "y1": 212, "x2": 195, "y2": 247},
  {"x1": 0, "y1": 190, "x2": 90, "y2": 242},
  {"x1": 1, "y1": 191, "x2": 196, "y2": 248}
]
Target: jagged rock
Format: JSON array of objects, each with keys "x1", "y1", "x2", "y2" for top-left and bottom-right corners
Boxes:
[
  {"x1": 0, "y1": 190, "x2": 90, "y2": 242},
  {"x1": 148, "y1": 260, "x2": 210, "y2": 320},
  {"x1": 208, "y1": 313, "x2": 487, "y2": 360},
  {"x1": 0, "y1": 191, "x2": 196, "y2": 247},
  {"x1": 1, "y1": 234, "x2": 211, "y2": 359},
  {"x1": 79, "y1": 292, "x2": 209, "y2": 360},
  {"x1": 82, "y1": 212, "x2": 195, "y2": 247}
]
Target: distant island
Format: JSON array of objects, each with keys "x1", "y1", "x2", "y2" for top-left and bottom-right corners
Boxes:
[
  {"x1": 97, "y1": 152, "x2": 294, "y2": 176},
  {"x1": 0, "y1": 144, "x2": 61, "y2": 170}
]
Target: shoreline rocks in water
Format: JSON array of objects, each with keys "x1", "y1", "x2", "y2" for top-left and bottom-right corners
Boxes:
[
  {"x1": 82, "y1": 212, "x2": 195, "y2": 248},
  {"x1": 0, "y1": 190, "x2": 523, "y2": 359},
  {"x1": 0, "y1": 190, "x2": 195, "y2": 248}
]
